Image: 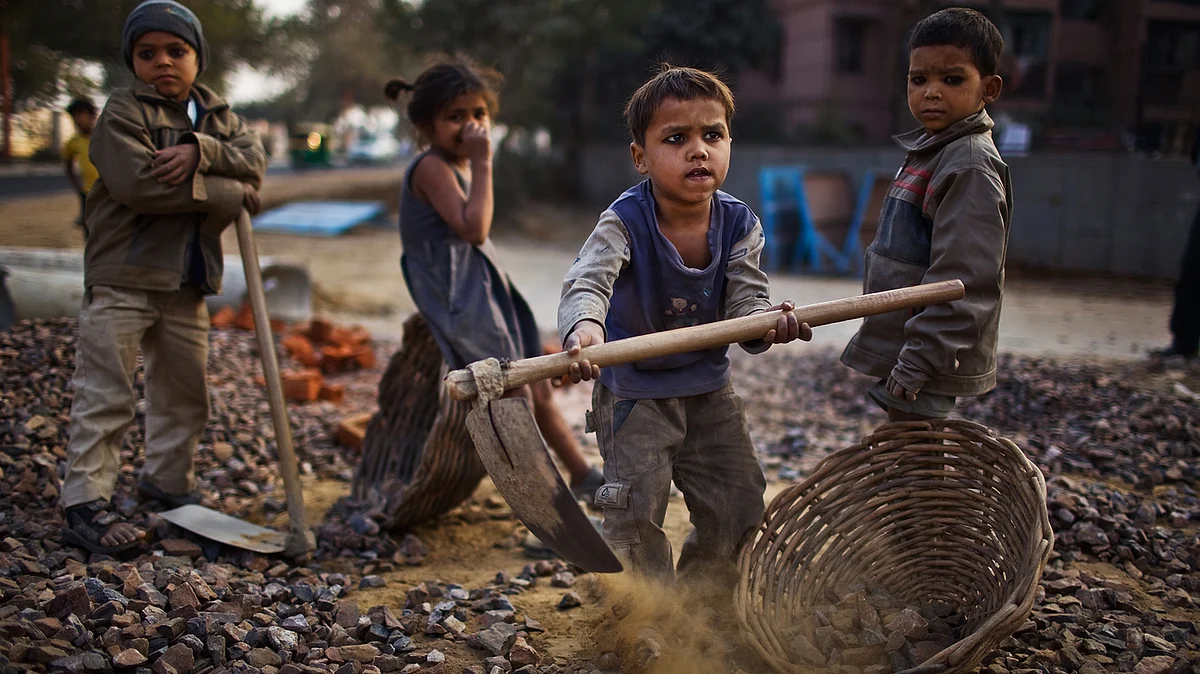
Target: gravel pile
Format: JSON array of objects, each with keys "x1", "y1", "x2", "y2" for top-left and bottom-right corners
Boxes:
[{"x1": 3, "y1": 321, "x2": 1199, "y2": 674}]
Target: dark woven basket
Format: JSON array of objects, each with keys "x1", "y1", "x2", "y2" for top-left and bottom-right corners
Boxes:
[
  {"x1": 350, "y1": 313, "x2": 486, "y2": 531},
  {"x1": 736, "y1": 420, "x2": 1053, "y2": 674}
]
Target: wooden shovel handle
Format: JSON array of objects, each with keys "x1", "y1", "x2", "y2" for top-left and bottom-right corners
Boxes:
[
  {"x1": 235, "y1": 211, "x2": 314, "y2": 555},
  {"x1": 445, "y1": 279, "x2": 964, "y2": 401}
]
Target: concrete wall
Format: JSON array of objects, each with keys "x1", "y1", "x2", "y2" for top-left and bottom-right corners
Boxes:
[{"x1": 578, "y1": 145, "x2": 1199, "y2": 279}]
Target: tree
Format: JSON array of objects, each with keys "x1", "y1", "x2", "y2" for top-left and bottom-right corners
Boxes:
[
  {"x1": 386, "y1": 0, "x2": 782, "y2": 197},
  {"x1": 0, "y1": 0, "x2": 277, "y2": 110},
  {"x1": 641, "y1": 0, "x2": 780, "y2": 76},
  {"x1": 399, "y1": 0, "x2": 649, "y2": 133},
  {"x1": 262, "y1": 0, "x2": 416, "y2": 124},
  {"x1": 379, "y1": 0, "x2": 653, "y2": 197}
]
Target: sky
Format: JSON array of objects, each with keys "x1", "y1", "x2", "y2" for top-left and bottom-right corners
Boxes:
[
  {"x1": 226, "y1": 0, "x2": 308, "y2": 104},
  {"x1": 258, "y1": 0, "x2": 307, "y2": 17}
]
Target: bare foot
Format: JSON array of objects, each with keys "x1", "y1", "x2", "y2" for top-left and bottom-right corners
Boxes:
[
  {"x1": 64, "y1": 500, "x2": 146, "y2": 554},
  {"x1": 100, "y1": 521, "x2": 144, "y2": 547}
]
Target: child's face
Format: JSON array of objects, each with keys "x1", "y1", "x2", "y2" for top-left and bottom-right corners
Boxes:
[
  {"x1": 907, "y1": 45, "x2": 1001, "y2": 133},
  {"x1": 630, "y1": 96, "x2": 731, "y2": 209},
  {"x1": 428, "y1": 92, "x2": 491, "y2": 160},
  {"x1": 132, "y1": 31, "x2": 199, "y2": 102},
  {"x1": 71, "y1": 111, "x2": 96, "y2": 134}
]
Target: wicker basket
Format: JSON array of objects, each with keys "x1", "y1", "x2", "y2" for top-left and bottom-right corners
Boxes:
[
  {"x1": 736, "y1": 420, "x2": 1053, "y2": 674},
  {"x1": 350, "y1": 313, "x2": 486, "y2": 531}
]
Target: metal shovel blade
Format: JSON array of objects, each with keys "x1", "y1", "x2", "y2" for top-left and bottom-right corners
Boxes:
[
  {"x1": 465, "y1": 397, "x2": 623, "y2": 574},
  {"x1": 158, "y1": 504, "x2": 287, "y2": 554}
]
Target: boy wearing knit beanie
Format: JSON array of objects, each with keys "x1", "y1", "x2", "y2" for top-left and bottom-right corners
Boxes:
[{"x1": 61, "y1": 0, "x2": 267, "y2": 554}]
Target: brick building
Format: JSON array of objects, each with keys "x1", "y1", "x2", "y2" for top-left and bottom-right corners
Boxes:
[{"x1": 738, "y1": 0, "x2": 1200, "y2": 153}]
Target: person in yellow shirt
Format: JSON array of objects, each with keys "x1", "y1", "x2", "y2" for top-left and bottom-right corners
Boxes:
[{"x1": 63, "y1": 98, "x2": 99, "y2": 236}]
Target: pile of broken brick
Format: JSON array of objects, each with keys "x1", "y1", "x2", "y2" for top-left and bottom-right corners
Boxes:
[{"x1": 211, "y1": 305, "x2": 375, "y2": 407}]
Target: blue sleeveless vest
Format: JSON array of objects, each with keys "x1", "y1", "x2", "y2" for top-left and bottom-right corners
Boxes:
[{"x1": 599, "y1": 179, "x2": 758, "y2": 399}]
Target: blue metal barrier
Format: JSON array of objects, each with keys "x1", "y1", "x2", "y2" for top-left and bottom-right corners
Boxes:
[
  {"x1": 759, "y1": 165, "x2": 891, "y2": 276},
  {"x1": 758, "y1": 166, "x2": 811, "y2": 272}
]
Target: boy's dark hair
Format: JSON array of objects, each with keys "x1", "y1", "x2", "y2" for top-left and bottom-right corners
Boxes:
[
  {"x1": 66, "y1": 98, "x2": 97, "y2": 116},
  {"x1": 384, "y1": 58, "x2": 501, "y2": 134},
  {"x1": 624, "y1": 64, "x2": 735, "y2": 147},
  {"x1": 910, "y1": 7, "x2": 1004, "y2": 77}
]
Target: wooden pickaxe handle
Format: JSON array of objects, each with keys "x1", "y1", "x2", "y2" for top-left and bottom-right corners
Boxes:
[{"x1": 445, "y1": 279, "x2": 964, "y2": 401}]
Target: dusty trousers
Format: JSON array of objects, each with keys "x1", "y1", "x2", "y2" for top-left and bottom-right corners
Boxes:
[
  {"x1": 591, "y1": 381, "x2": 766, "y2": 587},
  {"x1": 63, "y1": 285, "x2": 209, "y2": 507}
]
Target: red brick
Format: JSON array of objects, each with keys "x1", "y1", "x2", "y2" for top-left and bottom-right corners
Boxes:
[
  {"x1": 319, "y1": 383, "x2": 345, "y2": 403},
  {"x1": 282, "y1": 370, "x2": 322, "y2": 402},
  {"x1": 329, "y1": 325, "x2": 371, "y2": 347},
  {"x1": 282, "y1": 334, "x2": 316, "y2": 363},
  {"x1": 349, "y1": 345, "x2": 376, "y2": 370},
  {"x1": 320, "y1": 345, "x2": 353, "y2": 374},
  {"x1": 234, "y1": 303, "x2": 256, "y2": 331},
  {"x1": 336, "y1": 414, "x2": 372, "y2": 450},
  {"x1": 309, "y1": 318, "x2": 335, "y2": 344},
  {"x1": 210, "y1": 306, "x2": 236, "y2": 329}
]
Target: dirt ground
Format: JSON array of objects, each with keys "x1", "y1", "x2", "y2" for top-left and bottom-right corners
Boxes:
[
  {"x1": 257, "y1": 375, "x2": 753, "y2": 670},
  {"x1": 0, "y1": 167, "x2": 406, "y2": 250},
  {"x1": 1, "y1": 183, "x2": 1193, "y2": 672},
  {"x1": 1, "y1": 176, "x2": 1175, "y2": 359}
]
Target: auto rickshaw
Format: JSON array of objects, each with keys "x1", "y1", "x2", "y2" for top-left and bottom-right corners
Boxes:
[{"x1": 288, "y1": 122, "x2": 333, "y2": 169}]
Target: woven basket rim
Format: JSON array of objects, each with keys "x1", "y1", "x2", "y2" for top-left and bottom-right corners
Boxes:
[{"x1": 735, "y1": 419, "x2": 1054, "y2": 674}]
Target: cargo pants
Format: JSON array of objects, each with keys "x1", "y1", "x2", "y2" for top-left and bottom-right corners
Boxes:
[
  {"x1": 590, "y1": 382, "x2": 767, "y2": 587},
  {"x1": 62, "y1": 285, "x2": 210, "y2": 507}
]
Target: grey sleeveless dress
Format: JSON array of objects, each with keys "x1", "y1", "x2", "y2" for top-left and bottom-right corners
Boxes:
[{"x1": 398, "y1": 152, "x2": 542, "y2": 370}]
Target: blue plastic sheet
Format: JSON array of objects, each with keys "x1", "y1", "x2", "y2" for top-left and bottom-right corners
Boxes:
[{"x1": 252, "y1": 201, "x2": 389, "y2": 237}]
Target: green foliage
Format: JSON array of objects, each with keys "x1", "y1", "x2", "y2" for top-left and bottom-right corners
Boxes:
[
  {"x1": 394, "y1": 0, "x2": 653, "y2": 131},
  {"x1": 5, "y1": 45, "x2": 63, "y2": 111},
  {"x1": 382, "y1": 0, "x2": 782, "y2": 196},
  {"x1": 641, "y1": 0, "x2": 780, "y2": 74},
  {"x1": 263, "y1": 0, "x2": 416, "y2": 123}
]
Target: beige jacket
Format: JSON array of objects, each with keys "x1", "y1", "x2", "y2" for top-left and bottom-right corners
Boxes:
[
  {"x1": 84, "y1": 82, "x2": 266, "y2": 294},
  {"x1": 841, "y1": 110, "x2": 1012, "y2": 397}
]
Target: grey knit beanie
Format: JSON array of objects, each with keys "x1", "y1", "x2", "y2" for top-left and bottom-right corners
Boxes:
[{"x1": 122, "y1": 0, "x2": 209, "y2": 75}]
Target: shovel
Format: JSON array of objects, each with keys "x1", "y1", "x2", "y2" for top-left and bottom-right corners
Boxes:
[
  {"x1": 159, "y1": 211, "x2": 317, "y2": 557},
  {"x1": 444, "y1": 279, "x2": 967, "y2": 573}
]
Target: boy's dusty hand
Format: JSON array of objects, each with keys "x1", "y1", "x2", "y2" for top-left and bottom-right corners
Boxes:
[
  {"x1": 152, "y1": 145, "x2": 200, "y2": 185},
  {"x1": 762, "y1": 300, "x2": 812, "y2": 344},
  {"x1": 242, "y1": 183, "x2": 261, "y2": 215},
  {"x1": 887, "y1": 375, "x2": 919, "y2": 402},
  {"x1": 554, "y1": 321, "x2": 604, "y2": 387}
]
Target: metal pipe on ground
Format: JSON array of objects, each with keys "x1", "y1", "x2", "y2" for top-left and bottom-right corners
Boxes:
[{"x1": 0, "y1": 248, "x2": 312, "y2": 330}]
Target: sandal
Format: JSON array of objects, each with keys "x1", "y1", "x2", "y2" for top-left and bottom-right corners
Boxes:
[
  {"x1": 136, "y1": 480, "x2": 203, "y2": 509},
  {"x1": 63, "y1": 500, "x2": 145, "y2": 555}
]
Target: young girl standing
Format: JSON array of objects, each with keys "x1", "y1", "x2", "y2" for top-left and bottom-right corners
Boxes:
[{"x1": 386, "y1": 61, "x2": 603, "y2": 503}]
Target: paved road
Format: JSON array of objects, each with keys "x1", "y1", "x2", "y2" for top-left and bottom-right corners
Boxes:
[
  {"x1": 491, "y1": 240, "x2": 1174, "y2": 361},
  {"x1": 0, "y1": 164, "x2": 296, "y2": 200},
  {"x1": 0, "y1": 174, "x2": 71, "y2": 199},
  {"x1": 286, "y1": 228, "x2": 1175, "y2": 361}
]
